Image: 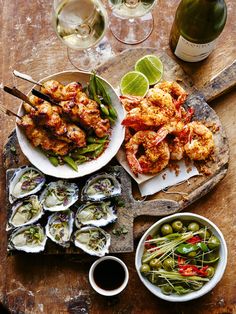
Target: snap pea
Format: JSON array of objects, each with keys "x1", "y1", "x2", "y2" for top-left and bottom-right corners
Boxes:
[
  {"x1": 62, "y1": 156, "x2": 78, "y2": 171},
  {"x1": 75, "y1": 143, "x2": 103, "y2": 155},
  {"x1": 75, "y1": 155, "x2": 88, "y2": 164},
  {"x1": 92, "y1": 144, "x2": 105, "y2": 158},
  {"x1": 108, "y1": 106, "x2": 118, "y2": 120},
  {"x1": 49, "y1": 156, "x2": 59, "y2": 167},
  {"x1": 94, "y1": 75, "x2": 111, "y2": 105},
  {"x1": 87, "y1": 136, "x2": 108, "y2": 144},
  {"x1": 100, "y1": 104, "x2": 110, "y2": 116}
]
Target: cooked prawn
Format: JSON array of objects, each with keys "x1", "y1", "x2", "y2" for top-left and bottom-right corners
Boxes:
[
  {"x1": 155, "y1": 81, "x2": 188, "y2": 109},
  {"x1": 147, "y1": 87, "x2": 176, "y2": 117},
  {"x1": 184, "y1": 121, "x2": 214, "y2": 160},
  {"x1": 120, "y1": 95, "x2": 143, "y2": 112},
  {"x1": 125, "y1": 130, "x2": 170, "y2": 175}
]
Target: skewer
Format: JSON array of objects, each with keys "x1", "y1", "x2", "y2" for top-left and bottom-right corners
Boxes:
[
  {"x1": 31, "y1": 89, "x2": 60, "y2": 106},
  {"x1": 0, "y1": 104, "x2": 22, "y2": 119},
  {"x1": 13, "y1": 70, "x2": 43, "y2": 87},
  {"x1": 3, "y1": 86, "x2": 38, "y2": 110}
]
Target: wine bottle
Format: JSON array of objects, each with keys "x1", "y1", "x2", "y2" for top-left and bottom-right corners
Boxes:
[{"x1": 169, "y1": 0, "x2": 227, "y2": 62}]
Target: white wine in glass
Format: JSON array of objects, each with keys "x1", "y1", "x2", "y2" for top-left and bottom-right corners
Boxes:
[
  {"x1": 109, "y1": 0, "x2": 156, "y2": 44},
  {"x1": 53, "y1": 0, "x2": 109, "y2": 70}
]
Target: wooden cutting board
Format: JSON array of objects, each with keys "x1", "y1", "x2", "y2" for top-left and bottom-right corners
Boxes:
[{"x1": 3, "y1": 48, "x2": 233, "y2": 253}]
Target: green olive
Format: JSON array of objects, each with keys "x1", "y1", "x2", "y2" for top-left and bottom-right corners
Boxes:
[
  {"x1": 148, "y1": 273, "x2": 158, "y2": 284},
  {"x1": 198, "y1": 228, "x2": 211, "y2": 239},
  {"x1": 161, "y1": 284, "x2": 173, "y2": 295},
  {"x1": 188, "y1": 251, "x2": 197, "y2": 257},
  {"x1": 149, "y1": 258, "x2": 162, "y2": 269},
  {"x1": 187, "y1": 222, "x2": 200, "y2": 232},
  {"x1": 171, "y1": 220, "x2": 183, "y2": 232},
  {"x1": 206, "y1": 266, "x2": 215, "y2": 278},
  {"x1": 208, "y1": 236, "x2": 221, "y2": 249},
  {"x1": 161, "y1": 224, "x2": 173, "y2": 236},
  {"x1": 163, "y1": 258, "x2": 175, "y2": 271},
  {"x1": 140, "y1": 264, "x2": 151, "y2": 275}
]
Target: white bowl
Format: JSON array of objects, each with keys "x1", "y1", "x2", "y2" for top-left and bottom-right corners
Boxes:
[
  {"x1": 89, "y1": 256, "x2": 129, "y2": 296},
  {"x1": 16, "y1": 71, "x2": 125, "y2": 179},
  {"x1": 135, "y1": 212, "x2": 227, "y2": 302}
]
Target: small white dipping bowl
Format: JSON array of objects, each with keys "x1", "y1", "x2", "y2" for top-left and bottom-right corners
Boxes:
[
  {"x1": 89, "y1": 256, "x2": 129, "y2": 296},
  {"x1": 135, "y1": 212, "x2": 227, "y2": 302}
]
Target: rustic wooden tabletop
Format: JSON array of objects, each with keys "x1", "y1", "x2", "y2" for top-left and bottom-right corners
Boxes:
[{"x1": 0, "y1": 0, "x2": 236, "y2": 313}]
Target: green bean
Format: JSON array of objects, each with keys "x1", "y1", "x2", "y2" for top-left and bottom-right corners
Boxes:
[
  {"x1": 63, "y1": 156, "x2": 78, "y2": 171},
  {"x1": 49, "y1": 156, "x2": 59, "y2": 167}
]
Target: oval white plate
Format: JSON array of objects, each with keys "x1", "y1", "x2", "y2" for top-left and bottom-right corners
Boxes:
[{"x1": 16, "y1": 71, "x2": 125, "y2": 179}]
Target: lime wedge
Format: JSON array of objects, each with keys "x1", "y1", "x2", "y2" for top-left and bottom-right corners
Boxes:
[
  {"x1": 120, "y1": 71, "x2": 149, "y2": 97},
  {"x1": 135, "y1": 55, "x2": 163, "y2": 85}
]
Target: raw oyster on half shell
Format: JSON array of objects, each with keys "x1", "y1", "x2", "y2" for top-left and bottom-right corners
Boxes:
[
  {"x1": 81, "y1": 173, "x2": 121, "y2": 201},
  {"x1": 9, "y1": 166, "x2": 46, "y2": 203},
  {"x1": 75, "y1": 201, "x2": 117, "y2": 228},
  {"x1": 74, "y1": 226, "x2": 111, "y2": 257},
  {"x1": 46, "y1": 211, "x2": 74, "y2": 247},
  {"x1": 7, "y1": 195, "x2": 44, "y2": 230},
  {"x1": 40, "y1": 180, "x2": 79, "y2": 212},
  {"x1": 8, "y1": 224, "x2": 47, "y2": 253}
]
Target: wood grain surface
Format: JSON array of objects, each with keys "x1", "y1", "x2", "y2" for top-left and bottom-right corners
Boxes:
[{"x1": 0, "y1": 0, "x2": 236, "y2": 313}]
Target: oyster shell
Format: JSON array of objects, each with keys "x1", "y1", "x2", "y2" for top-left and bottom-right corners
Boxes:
[
  {"x1": 81, "y1": 173, "x2": 121, "y2": 201},
  {"x1": 46, "y1": 211, "x2": 74, "y2": 247},
  {"x1": 75, "y1": 201, "x2": 117, "y2": 228},
  {"x1": 7, "y1": 195, "x2": 44, "y2": 230},
  {"x1": 40, "y1": 180, "x2": 79, "y2": 212},
  {"x1": 9, "y1": 166, "x2": 46, "y2": 204},
  {"x1": 74, "y1": 226, "x2": 111, "y2": 257},
  {"x1": 8, "y1": 224, "x2": 47, "y2": 253}
]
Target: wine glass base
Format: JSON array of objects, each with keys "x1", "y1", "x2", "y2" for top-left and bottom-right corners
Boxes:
[
  {"x1": 67, "y1": 37, "x2": 115, "y2": 71},
  {"x1": 109, "y1": 12, "x2": 154, "y2": 45}
]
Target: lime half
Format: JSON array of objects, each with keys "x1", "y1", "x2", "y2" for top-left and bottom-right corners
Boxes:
[
  {"x1": 120, "y1": 71, "x2": 149, "y2": 97},
  {"x1": 135, "y1": 55, "x2": 163, "y2": 85}
]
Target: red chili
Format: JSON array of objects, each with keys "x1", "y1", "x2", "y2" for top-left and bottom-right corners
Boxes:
[
  {"x1": 177, "y1": 256, "x2": 186, "y2": 266},
  {"x1": 144, "y1": 235, "x2": 156, "y2": 250},
  {"x1": 179, "y1": 265, "x2": 199, "y2": 276},
  {"x1": 198, "y1": 266, "x2": 209, "y2": 277},
  {"x1": 186, "y1": 235, "x2": 202, "y2": 244}
]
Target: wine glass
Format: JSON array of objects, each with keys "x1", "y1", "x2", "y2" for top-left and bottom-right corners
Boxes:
[
  {"x1": 53, "y1": 0, "x2": 110, "y2": 71},
  {"x1": 109, "y1": 0, "x2": 157, "y2": 45}
]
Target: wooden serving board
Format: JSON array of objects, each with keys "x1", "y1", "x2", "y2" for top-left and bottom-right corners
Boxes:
[{"x1": 3, "y1": 48, "x2": 233, "y2": 253}]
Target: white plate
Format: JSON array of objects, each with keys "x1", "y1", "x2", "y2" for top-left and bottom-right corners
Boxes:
[{"x1": 16, "y1": 71, "x2": 125, "y2": 179}]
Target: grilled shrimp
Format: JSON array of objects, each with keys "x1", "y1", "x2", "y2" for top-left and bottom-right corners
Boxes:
[
  {"x1": 125, "y1": 130, "x2": 170, "y2": 175},
  {"x1": 184, "y1": 121, "x2": 214, "y2": 160}
]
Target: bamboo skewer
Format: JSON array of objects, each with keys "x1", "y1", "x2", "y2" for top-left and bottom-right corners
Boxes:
[
  {"x1": 31, "y1": 89, "x2": 59, "y2": 106},
  {"x1": 0, "y1": 104, "x2": 22, "y2": 119},
  {"x1": 13, "y1": 70, "x2": 43, "y2": 87},
  {"x1": 3, "y1": 86, "x2": 37, "y2": 110}
]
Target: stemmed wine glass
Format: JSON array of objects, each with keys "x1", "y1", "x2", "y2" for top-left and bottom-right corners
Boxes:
[
  {"x1": 53, "y1": 0, "x2": 110, "y2": 71},
  {"x1": 109, "y1": 0, "x2": 157, "y2": 45}
]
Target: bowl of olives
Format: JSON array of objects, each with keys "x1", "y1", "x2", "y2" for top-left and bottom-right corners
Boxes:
[{"x1": 135, "y1": 213, "x2": 227, "y2": 302}]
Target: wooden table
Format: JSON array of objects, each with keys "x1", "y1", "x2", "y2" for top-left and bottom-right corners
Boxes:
[{"x1": 0, "y1": 1, "x2": 236, "y2": 313}]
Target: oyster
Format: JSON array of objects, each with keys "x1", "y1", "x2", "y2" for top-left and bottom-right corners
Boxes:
[
  {"x1": 75, "y1": 201, "x2": 117, "y2": 228},
  {"x1": 81, "y1": 173, "x2": 121, "y2": 201},
  {"x1": 74, "y1": 226, "x2": 111, "y2": 257},
  {"x1": 7, "y1": 195, "x2": 44, "y2": 230},
  {"x1": 8, "y1": 224, "x2": 47, "y2": 253},
  {"x1": 46, "y1": 211, "x2": 74, "y2": 247},
  {"x1": 40, "y1": 180, "x2": 79, "y2": 212},
  {"x1": 9, "y1": 166, "x2": 46, "y2": 203}
]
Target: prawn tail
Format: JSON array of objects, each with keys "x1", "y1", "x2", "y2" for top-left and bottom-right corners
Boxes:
[{"x1": 155, "y1": 127, "x2": 169, "y2": 145}]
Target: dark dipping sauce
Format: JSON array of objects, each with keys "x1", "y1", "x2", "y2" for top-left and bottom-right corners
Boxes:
[{"x1": 94, "y1": 259, "x2": 126, "y2": 291}]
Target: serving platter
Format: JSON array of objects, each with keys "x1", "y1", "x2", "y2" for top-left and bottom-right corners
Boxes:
[{"x1": 3, "y1": 48, "x2": 232, "y2": 253}]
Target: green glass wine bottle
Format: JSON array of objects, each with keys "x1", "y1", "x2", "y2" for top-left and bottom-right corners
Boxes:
[{"x1": 169, "y1": 0, "x2": 227, "y2": 62}]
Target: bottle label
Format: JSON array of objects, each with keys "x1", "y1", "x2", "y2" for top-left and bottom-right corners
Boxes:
[{"x1": 174, "y1": 35, "x2": 216, "y2": 62}]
